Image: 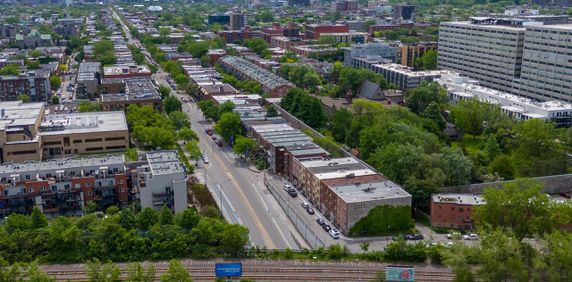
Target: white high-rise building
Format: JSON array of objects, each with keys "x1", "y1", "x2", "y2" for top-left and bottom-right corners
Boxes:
[{"x1": 438, "y1": 17, "x2": 572, "y2": 103}]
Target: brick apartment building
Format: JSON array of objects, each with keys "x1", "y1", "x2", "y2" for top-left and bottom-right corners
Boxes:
[
  {"x1": 0, "y1": 155, "x2": 129, "y2": 216},
  {"x1": 0, "y1": 70, "x2": 51, "y2": 102},
  {"x1": 430, "y1": 194, "x2": 484, "y2": 230},
  {"x1": 219, "y1": 56, "x2": 294, "y2": 97},
  {"x1": 304, "y1": 23, "x2": 349, "y2": 40}
]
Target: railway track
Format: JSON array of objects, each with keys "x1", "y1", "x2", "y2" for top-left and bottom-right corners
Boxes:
[{"x1": 44, "y1": 265, "x2": 455, "y2": 281}]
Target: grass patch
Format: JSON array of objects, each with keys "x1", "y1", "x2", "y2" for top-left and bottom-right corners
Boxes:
[{"x1": 451, "y1": 134, "x2": 486, "y2": 155}]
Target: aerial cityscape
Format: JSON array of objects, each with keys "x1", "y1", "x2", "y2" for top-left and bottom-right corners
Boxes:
[{"x1": 0, "y1": 0, "x2": 571, "y2": 281}]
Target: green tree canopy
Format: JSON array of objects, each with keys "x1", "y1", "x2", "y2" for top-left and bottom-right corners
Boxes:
[
  {"x1": 232, "y1": 135, "x2": 256, "y2": 158},
  {"x1": 215, "y1": 112, "x2": 242, "y2": 143},
  {"x1": 164, "y1": 95, "x2": 182, "y2": 114}
]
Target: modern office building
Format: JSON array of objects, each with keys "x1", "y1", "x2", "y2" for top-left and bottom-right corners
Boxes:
[
  {"x1": 0, "y1": 155, "x2": 129, "y2": 216},
  {"x1": 136, "y1": 151, "x2": 188, "y2": 213},
  {"x1": 436, "y1": 72, "x2": 572, "y2": 127},
  {"x1": 401, "y1": 42, "x2": 437, "y2": 68},
  {"x1": 370, "y1": 63, "x2": 451, "y2": 90},
  {"x1": 393, "y1": 4, "x2": 415, "y2": 21},
  {"x1": 343, "y1": 43, "x2": 397, "y2": 66},
  {"x1": 207, "y1": 14, "x2": 230, "y2": 25},
  {"x1": 0, "y1": 101, "x2": 129, "y2": 164},
  {"x1": 438, "y1": 17, "x2": 572, "y2": 103},
  {"x1": 229, "y1": 13, "x2": 246, "y2": 30},
  {"x1": 219, "y1": 56, "x2": 294, "y2": 97}
]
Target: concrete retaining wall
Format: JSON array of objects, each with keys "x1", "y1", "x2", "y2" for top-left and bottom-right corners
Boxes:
[{"x1": 440, "y1": 174, "x2": 572, "y2": 194}]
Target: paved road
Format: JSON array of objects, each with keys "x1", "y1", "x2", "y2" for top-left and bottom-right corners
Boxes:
[
  {"x1": 112, "y1": 7, "x2": 305, "y2": 250},
  {"x1": 180, "y1": 98, "x2": 304, "y2": 249}
]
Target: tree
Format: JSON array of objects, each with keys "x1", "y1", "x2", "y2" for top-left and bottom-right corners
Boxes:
[
  {"x1": 16, "y1": 94, "x2": 30, "y2": 103},
  {"x1": 79, "y1": 101, "x2": 103, "y2": 112},
  {"x1": 422, "y1": 101, "x2": 446, "y2": 132},
  {"x1": 160, "y1": 205, "x2": 174, "y2": 225},
  {"x1": 86, "y1": 259, "x2": 121, "y2": 282},
  {"x1": 233, "y1": 135, "x2": 256, "y2": 158},
  {"x1": 119, "y1": 209, "x2": 137, "y2": 229},
  {"x1": 51, "y1": 95, "x2": 59, "y2": 104},
  {"x1": 474, "y1": 179, "x2": 559, "y2": 241},
  {"x1": 255, "y1": 10, "x2": 274, "y2": 22},
  {"x1": 218, "y1": 101, "x2": 235, "y2": 116},
  {"x1": 126, "y1": 263, "x2": 156, "y2": 282},
  {"x1": 184, "y1": 140, "x2": 202, "y2": 161},
  {"x1": 405, "y1": 82, "x2": 448, "y2": 114},
  {"x1": 243, "y1": 38, "x2": 268, "y2": 56},
  {"x1": 178, "y1": 127, "x2": 198, "y2": 142},
  {"x1": 93, "y1": 40, "x2": 116, "y2": 65},
  {"x1": 29, "y1": 49, "x2": 43, "y2": 58},
  {"x1": 174, "y1": 74, "x2": 189, "y2": 86},
  {"x1": 31, "y1": 207, "x2": 47, "y2": 229},
  {"x1": 161, "y1": 260, "x2": 192, "y2": 282},
  {"x1": 159, "y1": 85, "x2": 171, "y2": 98},
  {"x1": 451, "y1": 99, "x2": 501, "y2": 136},
  {"x1": 198, "y1": 100, "x2": 220, "y2": 121},
  {"x1": 174, "y1": 209, "x2": 200, "y2": 230},
  {"x1": 50, "y1": 76, "x2": 62, "y2": 91},
  {"x1": 414, "y1": 50, "x2": 438, "y2": 70},
  {"x1": 0, "y1": 64, "x2": 20, "y2": 76},
  {"x1": 215, "y1": 112, "x2": 242, "y2": 143},
  {"x1": 318, "y1": 35, "x2": 337, "y2": 46},
  {"x1": 169, "y1": 111, "x2": 190, "y2": 130},
  {"x1": 511, "y1": 119, "x2": 567, "y2": 177},
  {"x1": 266, "y1": 106, "x2": 278, "y2": 117},
  {"x1": 137, "y1": 208, "x2": 159, "y2": 230},
  {"x1": 26, "y1": 261, "x2": 55, "y2": 282},
  {"x1": 164, "y1": 96, "x2": 182, "y2": 114},
  {"x1": 220, "y1": 224, "x2": 249, "y2": 256}
]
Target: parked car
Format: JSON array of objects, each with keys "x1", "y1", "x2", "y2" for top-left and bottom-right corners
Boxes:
[
  {"x1": 447, "y1": 232, "x2": 461, "y2": 239},
  {"x1": 283, "y1": 184, "x2": 292, "y2": 192},
  {"x1": 301, "y1": 202, "x2": 310, "y2": 209},
  {"x1": 404, "y1": 234, "x2": 424, "y2": 240},
  {"x1": 559, "y1": 192, "x2": 571, "y2": 199},
  {"x1": 306, "y1": 208, "x2": 315, "y2": 215},
  {"x1": 329, "y1": 229, "x2": 340, "y2": 239},
  {"x1": 316, "y1": 218, "x2": 325, "y2": 226},
  {"x1": 205, "y1": 128, "x2": 213, "y2": 135},
  {"x1": 215, "y1": 140, "x2": 223, "y2": 147},
  {"x1": 288, "y1": 189, "x2": 298, "y2": 197},
  {"x1": 211, "y1": 135, "x2": 217, "y2": 141},
  {"x1": 322, "y1": 224, "x2": 332, "y2": 232},
  {"x1": 463, "y1": 234, "x2": 479, "y2": 240},
  {"x1": 445, "y1": 241, "x2": 455, "y2": 248},
  {"x1": 201, "y1": 154, "x2": 209, "y2": 164}
]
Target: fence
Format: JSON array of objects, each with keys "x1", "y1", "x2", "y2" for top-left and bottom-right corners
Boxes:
[{"x1": 263, "y1": 173, "x2": 326, "y2": 249}]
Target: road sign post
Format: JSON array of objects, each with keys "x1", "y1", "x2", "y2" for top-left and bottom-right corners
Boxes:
[
  {"x1": 215, "y1": 263, "x2": 242, "y2": 281},
  {"x1": 385, "y1": 265, "x2": 414, "y2": 282}
]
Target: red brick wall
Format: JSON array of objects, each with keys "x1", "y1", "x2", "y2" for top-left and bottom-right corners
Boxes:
[
  {"x1": 72, "y1": 176, "x2": 96, "y2": 203},
  {"x1": 115, "y1": 174, "x2": 129, "y2": 203},
  {"x1": 430, "y1": 199, "x2": 476, "y2": 230}
]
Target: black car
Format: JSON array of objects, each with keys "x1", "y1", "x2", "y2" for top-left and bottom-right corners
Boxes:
[
  {"x1": 306, "y1": 208, "x2": 315, "y2": 215},
  {"x1": 322, "y1": 224, "x2": 332, "y2": 232},
  {"x1": 404, "y1": 234, "x2": 424, "y2": 240},
  {"x1": 316, "y1": 218, "x2": 325, "y2": 226},
  {"x1": 288, "y1": 190, "x2": 298, "y2": 197}
]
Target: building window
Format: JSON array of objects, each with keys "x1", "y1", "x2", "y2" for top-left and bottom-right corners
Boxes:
[
  {"x1": 25, "y1": 175, "x2": 30, "y2": 180},
  {"x1": 64, "y1": 184, "x2": 70, "y2": 190},
  {"x1": 87, "y1": 182, "x2": 91, "y2": 187},
  {"x1": 459, "y1": 208, "x2": 464, "y2": 212},
  {"x1": 41, "y1": 187, "x2": 46, "y2": 192},
  {"x1": 120, "y1": 188, "x2": 125, "y2": 193},
  {"x1": 113, "y1": 168, "x2": 119, "y2": 173},
  {"x1": 75, "y1": 183, "x2": 81, "y2": 189},
  {"x1": 451, "y1": 207, "x2": 455, "y2": 210}
]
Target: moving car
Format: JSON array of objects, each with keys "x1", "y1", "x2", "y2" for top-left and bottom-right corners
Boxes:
[
  {"x1": 329, "y1": 229, "x2": 340, "y2": 239},
  {"x1": 201, "y1": 154, "x2": 209, "y2": 164}
]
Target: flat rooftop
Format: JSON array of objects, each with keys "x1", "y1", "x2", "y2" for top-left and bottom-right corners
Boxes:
[
  {"x1": 39, "y1": 111, "x2": 128, "y2": 135},
  {"x1": 0, "y1": 101, "x2": 44, "y2": 130},
  {"x1": 431, "y1": 194, "x2": 485, "y2": 206},
  {"x1": 300, "y1": 157, "x2": 358, "y2": 169},
  {"x1": 0, "y1": 155, "x2": 125, "y2": 176},
  {"x1": 332, "y1": 180, "x2": 411, "y2": 204}
]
